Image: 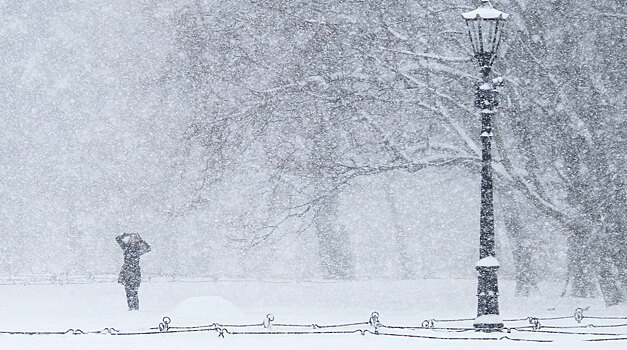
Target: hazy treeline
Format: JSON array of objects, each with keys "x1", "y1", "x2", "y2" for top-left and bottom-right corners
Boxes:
[{"x1": 0, "y1": 0, "x2": 624, "y2": 304}]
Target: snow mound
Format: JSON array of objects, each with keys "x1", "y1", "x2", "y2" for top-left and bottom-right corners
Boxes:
[{"x1": 170, "y1": 296, "x2": 246, "y2": 322}]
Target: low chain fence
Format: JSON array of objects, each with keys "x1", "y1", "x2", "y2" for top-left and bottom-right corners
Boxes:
[{"x1": 1, "y1": 308, "x2": 626, "y2": 343}]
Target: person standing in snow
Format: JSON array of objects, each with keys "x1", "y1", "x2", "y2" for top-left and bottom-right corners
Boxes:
[{"x1": 116, "y1": 233, "x2": 151, "y2": 310}]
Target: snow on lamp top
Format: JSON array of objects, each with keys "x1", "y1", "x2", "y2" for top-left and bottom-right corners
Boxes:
[{"x1": 462, "y1": 1, "x2": 509, "y2": 20}]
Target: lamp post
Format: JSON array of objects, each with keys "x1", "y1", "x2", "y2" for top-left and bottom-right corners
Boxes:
[{"x1": 462, "y1": 0, "x2": 509, "y2": 330}]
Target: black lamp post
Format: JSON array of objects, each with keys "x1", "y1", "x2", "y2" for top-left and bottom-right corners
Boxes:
[{"x1": 462, "y1": 0, "x2": 509, "y2": 330}]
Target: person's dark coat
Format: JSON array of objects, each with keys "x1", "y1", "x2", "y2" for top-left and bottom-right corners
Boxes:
[{"x1": 116, "y1": 234, "x2": 151, "y2": 289}]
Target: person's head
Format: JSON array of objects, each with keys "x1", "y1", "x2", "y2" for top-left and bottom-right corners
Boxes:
[{"x1": 131, "y1": 233, "x2": 140, "y2": 244}]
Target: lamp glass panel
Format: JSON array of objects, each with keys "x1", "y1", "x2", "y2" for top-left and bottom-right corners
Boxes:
[
  {"x1": 466, "y1": 20, "x2": 481, "y2": 56},
  {"x1": 492, "y1": 20, "x2": 503, "y2": 56},
  {"x1": 481, "y1": 20, "x2": 497, "y2": 54}
]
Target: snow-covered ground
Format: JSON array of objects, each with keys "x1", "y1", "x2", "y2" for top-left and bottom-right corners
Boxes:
[{"x1": 0, "y1": 278, "x2": 625, "y2": 349}]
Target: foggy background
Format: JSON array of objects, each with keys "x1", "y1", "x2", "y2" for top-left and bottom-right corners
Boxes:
[{"x1": 0, "y1": 0, "x2": 624, "y2": 303}]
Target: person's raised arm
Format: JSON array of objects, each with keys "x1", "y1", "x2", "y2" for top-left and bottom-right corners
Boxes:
[
  {"x1": 116, "y1": 233, "x2": 129, "y2": 250},
  {"x1": 140, "y1": 239, "x2": 151, "y2": 255}
]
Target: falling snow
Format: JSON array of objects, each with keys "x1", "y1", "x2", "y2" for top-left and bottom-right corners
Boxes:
[{"x1": 0, "y1": 0, "x2": 625, "y2": 349}]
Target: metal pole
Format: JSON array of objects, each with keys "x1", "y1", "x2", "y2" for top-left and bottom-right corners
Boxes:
[{"x1": 473, "y1": 68, "x2": 503, "y2": 330}]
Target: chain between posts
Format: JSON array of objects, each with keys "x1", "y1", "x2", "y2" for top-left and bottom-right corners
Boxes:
[{"x1": 2, "y1": 308, "x2": 626, "y2": 342}]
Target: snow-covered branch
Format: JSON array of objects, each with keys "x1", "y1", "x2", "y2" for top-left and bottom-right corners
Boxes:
[{"x1": 380, "y1": 47, "x2": 471, "y2": 63}]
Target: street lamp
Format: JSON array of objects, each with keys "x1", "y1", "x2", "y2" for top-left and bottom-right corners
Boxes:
[{"x1": 462, "y1": 0, "x2": 509, "y2": 330}]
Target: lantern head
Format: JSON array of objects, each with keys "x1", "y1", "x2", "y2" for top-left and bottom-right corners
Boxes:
[{"x1": 462, "y1": 0, "x2": 509, "y2": 75}]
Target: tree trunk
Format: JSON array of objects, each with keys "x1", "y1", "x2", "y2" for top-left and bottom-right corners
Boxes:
[
  {"x1": 315, "y1": 197, "x2": 354, "y2": 280},
  {"x1": 592, "y1": 236, "x2": 624, "y2": 306},
  {"x1": 385, "y1": 176, "x2": 415, "y2": 279},
  {"x1": 615, "y1": 231, "x2": 627, "y2": 294},
  {"x1": 566, "y1": 234, "x2": 597, "y2": 298},
  {"x1": 502, "y1": 195, "x2": 538, "y2": 296}
]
